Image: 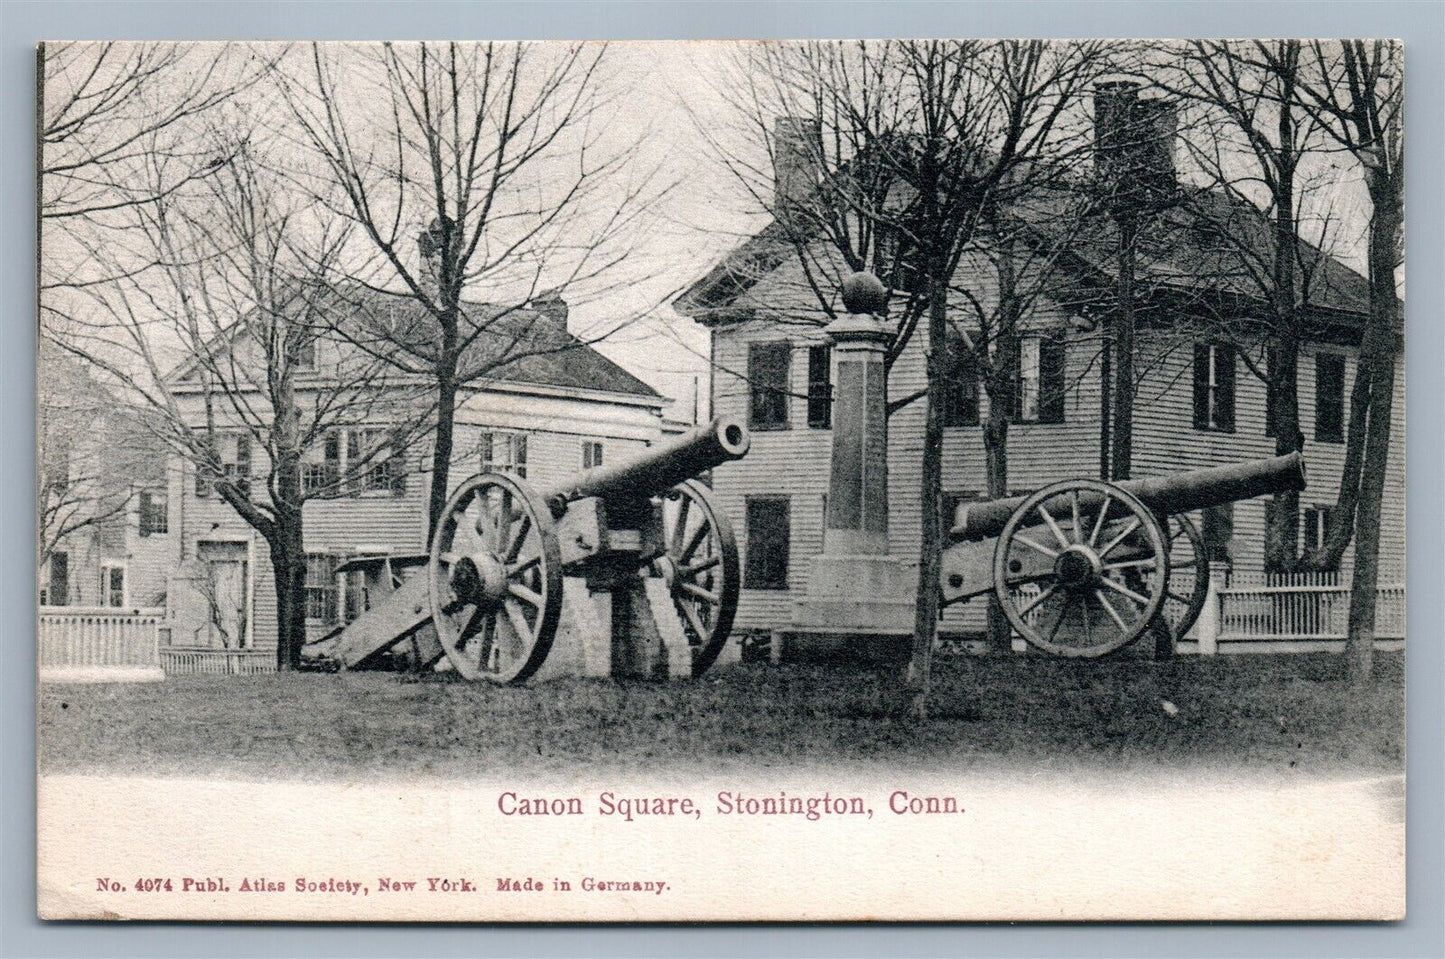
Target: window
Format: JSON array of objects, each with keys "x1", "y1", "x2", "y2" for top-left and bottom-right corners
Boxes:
[
  {"x1": 305, "y1": 553, "x2": 339, "y2": 625},
  {"x1": 292, "y1": 334, "x2": 316, "y2": 371},
  {"x1": 748, "y1": 341, "x2": 791, "y2": 429},
  {"x1": 943, "y1": 336, "x2": 980, "y2": 427},
  {"x1": 744, "y1": 497, "x2": 790, "y2": 589},
  {"x1": 349, "y1": 429, "x2": 406, "y2": 495},
  {"x1": 1315, "y1": 353, "x2": 1346, "y2": 443},
  {"x1": 1303, "y1": 505, "x2": 1335, "y2": 552},
  {"x1": 99, "y1": 562, "x2": 126, "y2": 608},
  {"x1": 807, "y1": 345, "x2": 831, "y2": 429},
  {"x1": 138, "y1": 490, "x2": 168, "y2": 537},
  {"x1": 1012, "y1": 335, "x2": 1066, "y2": 424},
  {"x1": 1192, "y1": 342, "x2": 1236, "y2": 432},
  {"x1": 42, "y1": 435, "x2": 71, "y2": 494},
  {"x1": 874, "y1": 227, "x2": 921, "y2": 293},
  {"x1": 481, "y1": 431, "x2": 529, "y2": 479},
  {"x1": 197, "y1": 433, "x2": 252, "y2": 497},
  {"x1": 1201, "y1": 504, "x2": 1234, "y2": 569},
  {"x1": 301, "y1": 432, "x2": 341, "y2": 496},
  {"x1": 46, "y1": 551, "x2": 69, "y2": 606},
  {"x1": 582, "y1": 440, "x2": 604, "y2": 470}
]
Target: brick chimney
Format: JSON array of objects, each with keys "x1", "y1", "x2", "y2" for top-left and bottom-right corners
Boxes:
[
  {"x1": 528, "y1": 293, "x2": 569, "y2": 333},
  {"x1": 772, "y1": 116, "x2": 822, "y2": 221},
  {"x1": 1094, "y1": 81, "x2": 1177, "y2": 202}
]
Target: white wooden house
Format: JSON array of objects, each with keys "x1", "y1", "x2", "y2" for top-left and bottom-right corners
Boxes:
[
  {"x1": 675, "y1": 111, "x2": 1405, "y2": 644},
  {"x1": 158, "y1": 288, "x2": 665, "y2": 664}
]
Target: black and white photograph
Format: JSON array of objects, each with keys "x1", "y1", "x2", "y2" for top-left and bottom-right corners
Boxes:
[{"x1": 35, "y1": 35, "x2": 1406, "y2": 922}]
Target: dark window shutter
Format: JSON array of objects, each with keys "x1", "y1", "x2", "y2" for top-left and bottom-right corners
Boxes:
[
  {"x1": 807, "y1": 345, "x2": 831, "y2": 429},
  {"x1": 389, "y1": 433, "x2": 407, "y2": 495},
  {"x1": 1192, "y1": 343, "x2": 1210, "y2": 429},
  {"x1": 744, "y1": 497, "x2": 790, "y2": 589},
  {"x1": 346, "y1": 430, "x2": 361, "y2": 495},
  {"x1": 514, "y1": 435, "x2": 527, "y2": 479},
  {"x1": 944, "y1": 337, "x2": 980, "y2": 427},
  {"x1": 49, "y1": 551, "x2": 69, "y2": 606},
  {"x1": 324, "y1": 432, "x2": 340, "y2": 491},
  {"x1": 1315, "y1": 354, "x2": 1345, "y2": 443},
  {"x1": 748, "y1": 342, "x2": 791, "y2": 429},
  {"x1": 1213, "y1": 343, "x2": 1235, "y2": 431},
  {"x1": 1038, "y1": 335, "x2": 1066, "y2": 424},
  {"x1": 1006, "y1": 340, "x2": 1022, "y2": 424}
]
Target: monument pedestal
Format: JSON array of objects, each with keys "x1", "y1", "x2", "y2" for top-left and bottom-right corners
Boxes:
[{"x1": 782, "y1": 274, "x2": 915, "y2": 663}]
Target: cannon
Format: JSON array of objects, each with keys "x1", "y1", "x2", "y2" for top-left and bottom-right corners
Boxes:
[
  {"x1": 938, "y1": 454, "x2": 1307, "y2": 658},
  {"x1": 303, "y1": 417, "x2": 750, "y2": 683}
]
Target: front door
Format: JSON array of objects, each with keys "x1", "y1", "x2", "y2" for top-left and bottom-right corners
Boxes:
[{"x1": 198, "y1": 542, "x2": 249, "y2": 648}]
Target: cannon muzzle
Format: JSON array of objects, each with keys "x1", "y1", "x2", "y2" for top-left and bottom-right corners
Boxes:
[
  {"x1": 954, "y1": 452, "x2": 1307, "y2": 542},
  {"x1": 543, "y1": 416, "x2": 750, "y2": 513}
]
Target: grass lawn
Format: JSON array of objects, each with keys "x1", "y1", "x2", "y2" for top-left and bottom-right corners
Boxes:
[{"x1": 38, "y1": 653, "x2": 1404, "y2": 783}]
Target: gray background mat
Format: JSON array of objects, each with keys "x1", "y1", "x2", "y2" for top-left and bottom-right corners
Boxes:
[{"x1": 5, "y1": 1, "x2": 1441, "y2": 956}]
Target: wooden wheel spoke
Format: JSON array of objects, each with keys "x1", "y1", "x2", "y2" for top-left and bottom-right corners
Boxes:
[
  {"x1": 507, "y1": 555, "x2": 541, "y2": 577},
  {"x1": 1098, "y1": 574, "x2": 1152, "y2": 608},
  {"x1": 680, "y1": 581, "x2": 720, "y2": 605},
  {"x1": 1088, "y1": 494, "x2": 1112, "y2": 547},
  {"x1": 503, "y1": 600, "x2": 534, "y2": 647},
  {"x1": 1098, "y1": 517, "x2": 1142, "y2": 559},
  {"x1": 671, "y1": 495, "x2": 692, "y2": 554},
  {"x1": 1080, "y1": 589, "x2": 1093, "y2": 648},
  {"x1": 683, "y1": 554, "x2": 721, "y2": 576},
  {"x1": 505, "y1": 514, "x2": 532, "y2": 563},
  {"x1": 1037, "y1": 503, "x2": 1070, "y2": 549},
  {"x1": 1093, "y1": 588, "x2": 1130, "y2": 633},
  {"x1": 1071, "y1": 490, "x2": 1083, "y2": 545},
  {"x1": 1103, "y1": 557, "x2": 1158, "y2": 572},
  {"x1": 508, "y1": 582, "x2": 544, "y2": 608},
  {"x1": 1045, "y1": 593, "x2": 1073, "y2": 643},
  {"x1": 1013, "y1": 534, "x2": 1059, "y2": 559},
  {"x1": 680, "y1": 600, "x2": 710, "y2": 646},
  {"x1": 473, "y1": 614, "x2": 497, "y2": 671},
  {"x1": 680, "y1": 519, "x2": 711, "y2": 563},
  {"x1": 1016, "y1": 582, "x2": 1059, "y2": 617}
]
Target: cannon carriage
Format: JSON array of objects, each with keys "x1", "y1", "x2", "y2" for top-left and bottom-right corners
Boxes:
[
  {"x1": 937, "y1": 454, "x2": 1308, "y2": 657},
  {"x1": 303, "y1": 417, "x2": 750, "y2": 683}
]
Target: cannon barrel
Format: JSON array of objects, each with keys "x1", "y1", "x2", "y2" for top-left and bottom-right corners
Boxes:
[
  {"x1": 953, "y1": 452, "x2": 1307, "y2": 542},
  {"x1": 542, "y1": 416, "x2": 750, "y2": 511}
]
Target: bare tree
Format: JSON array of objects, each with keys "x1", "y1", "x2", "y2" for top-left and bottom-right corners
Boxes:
[
  {"x1": 703, "y1": 40, "x2": 1111, "y2": 710},
  {"x1": 1295, "y1": 40, "x2": 1403, "y2": 682},
  {"x1": 43, "y1": 128, "x2": 432, "y2": 668},
  {"x1": 1164, "y1": 40, "x2": 1366, "y2": 572},
  {"x1": 280, "y1": 41, "x2": 663, "y2": 536}
]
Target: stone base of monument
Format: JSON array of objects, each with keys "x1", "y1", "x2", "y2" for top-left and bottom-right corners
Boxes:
[{"x1": 781, "y1": 552, "x2": 916, "y2": 663}]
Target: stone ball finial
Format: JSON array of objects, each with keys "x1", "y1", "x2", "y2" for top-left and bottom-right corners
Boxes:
[{"x1": 840, "y1": 271, "x2": 888, "y2": 315}]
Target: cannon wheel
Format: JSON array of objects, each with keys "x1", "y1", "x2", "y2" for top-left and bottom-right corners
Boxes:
[
  {"x1": 650, "y1": 480, "x2": 740, "y2": 676},
  {"x1": 428, "y1": 473, "x2": 562, "y2": 684},
  {"x1": 1159, "y1": 513, "x2": 1208, "y2": 643},
  {"x1": 993, "y1": 479, "x2": 1169, "y2": 658}
]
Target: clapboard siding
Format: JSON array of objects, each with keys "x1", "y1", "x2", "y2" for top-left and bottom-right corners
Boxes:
[{"x1": 710, "y1": 246, "x2": 1406, "y2": 633}]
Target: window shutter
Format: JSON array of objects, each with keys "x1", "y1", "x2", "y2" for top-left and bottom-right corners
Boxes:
[
  {"x1": 1192, "y1": 343, "x2": 1210, "y2": 429},
  {"x1": 324, "y1": 432, "x2": 340, "y2": 491},
  {"x1": 49, "y1": 552, "x2": 69, "y2": 606},
  {"x1": 346, "y1": 430, "x2": 361, "y2": 495},
  {"x1": 1038, "y1": 335, "x2": 1066, "y2": 424},
  {"x1": 389, "y1": 435, "x2": 407, "y2": 495},
  {"x1": 235, "y1": 434, "x2": 253, "y2": 496},
  {"x1": 1214, "y1": 343, "x2": 1235, "y2": 431},
  {"x1": 945, "y1": 337, "x2": 980, "y2": 427},
  {"x1": 514, "y1": 435, "x2": 527, "y2": 479},
  {"x1": 807, "y1": 345, "x2": 831, "y2": 429}
]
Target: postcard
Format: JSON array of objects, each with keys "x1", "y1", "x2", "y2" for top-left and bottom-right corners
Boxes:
[{"x1": 37, "y1": 38, "x2": 1405, "y2": 921}]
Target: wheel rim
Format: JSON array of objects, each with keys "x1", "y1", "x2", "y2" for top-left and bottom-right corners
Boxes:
[
  {"x1": 993, "y1": 479, "x2": 1169, "y2": 658},
  {"x1": 650, "y1": 480, "x2": 739, "y2": 676},
  {"x1": 1160, "y1": 513, "x2": 1208, "y2": 642},
  {"x1": 428, "y1": 473, "x2": 561, "y2": 684}
]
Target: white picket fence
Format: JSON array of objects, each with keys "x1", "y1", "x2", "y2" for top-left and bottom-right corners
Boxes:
[
  {"x1": 1192, "y1": 568, "x2": 1405, "y2": 654},
  {"x1": 159, "y1": 646, "x2": 276, "y2": 676},
  {"x1": 39, "y1": 606, "x2": 165, "y2": 682}
]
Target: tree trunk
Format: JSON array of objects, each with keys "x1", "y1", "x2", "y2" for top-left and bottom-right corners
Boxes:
[
  {"x1": 427, "y1": 368, "x2": 459, "y2": 540},
  {"x1": 270, "y1": 525, "x2": 308, "y2": 672},
  {"x1": 906, "y1": 267, "x2": 947, "y2": 718},
  {"x1": 1110, "y1": 218, "x2": 1136, "y2": 481},
  {"x1": 982, "y1": 343, "x2": 1014, "y2": 655},
  {"x1": 1344, "y1": 190, "x2": 1401, "y2": 683}
]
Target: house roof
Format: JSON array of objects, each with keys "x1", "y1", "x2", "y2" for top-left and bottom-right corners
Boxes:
[
  {"x1": 172, "y1": 282, "x2": 661, "y2": 402},
  {"x1": 676, "y1": 180, "x2": 1373, "y2": 328}
]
